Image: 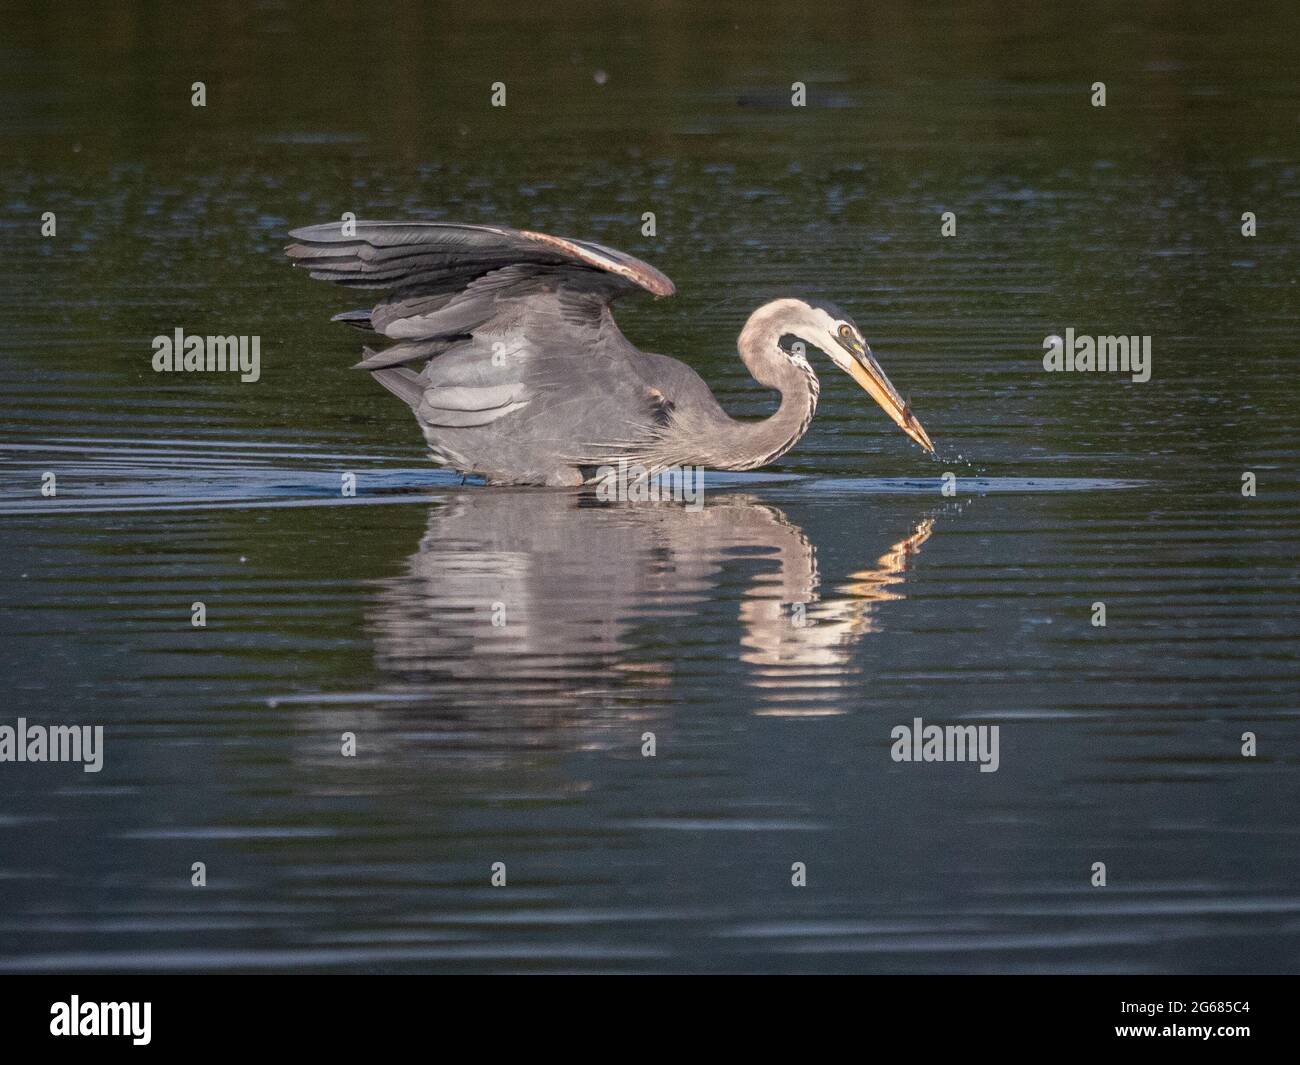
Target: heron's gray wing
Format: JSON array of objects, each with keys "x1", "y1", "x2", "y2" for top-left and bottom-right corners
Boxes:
[
  {"x1": 285, "y1": 221, "x2": 678, "y2": 481},
  {"x1": 285, "y1": 220, "x2": 672, "y2": 343},
  {"x1": 286, "y1": 220, "x2": 671, "y2": 303}
]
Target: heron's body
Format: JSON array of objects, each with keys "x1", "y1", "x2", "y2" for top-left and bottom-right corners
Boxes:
[{"x1": 286, "y1": 221, "x2": 932, "y2": 485}]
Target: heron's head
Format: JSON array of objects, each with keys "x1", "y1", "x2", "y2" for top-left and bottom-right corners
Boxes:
[{"x1": 742, "y1": 297, "x2": 934, "y2": 453}]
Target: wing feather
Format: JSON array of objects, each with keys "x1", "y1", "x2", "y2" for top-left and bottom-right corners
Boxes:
[{"x1": 286, "y1": 220, "x2": 673, "y2": 300}]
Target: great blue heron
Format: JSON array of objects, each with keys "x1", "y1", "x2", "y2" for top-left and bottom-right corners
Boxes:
[{"x1": 286, "y1": 221, "x2": 934, "y2": 485}]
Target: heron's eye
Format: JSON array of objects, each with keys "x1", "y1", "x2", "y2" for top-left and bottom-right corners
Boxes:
[{"x1": 838, "y1": 324, "x2": 853, "y2": 339}]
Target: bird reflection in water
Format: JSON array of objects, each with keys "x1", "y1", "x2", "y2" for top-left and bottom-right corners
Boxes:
[{"x1": 367, "y1": 490, "x2": 937, "y2": 725}]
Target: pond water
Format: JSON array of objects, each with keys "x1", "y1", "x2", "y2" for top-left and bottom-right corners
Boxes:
[{"x1": 0, "y1": 3, "x2": 1297, "y2": 972}]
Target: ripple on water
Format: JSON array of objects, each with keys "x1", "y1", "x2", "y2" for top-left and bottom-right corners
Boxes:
[{"x1": 0, "y1": 440, "x2": 1145, "y2": 514}]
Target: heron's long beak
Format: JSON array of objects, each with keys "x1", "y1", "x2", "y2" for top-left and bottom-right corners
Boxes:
[{"x1": 839, "y1": 341, "x2": 934, "y2": 453}]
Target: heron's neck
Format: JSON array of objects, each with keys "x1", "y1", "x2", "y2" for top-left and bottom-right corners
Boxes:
[{"x1": 720, "y1": 338, "x2": 820, "y2": 470}]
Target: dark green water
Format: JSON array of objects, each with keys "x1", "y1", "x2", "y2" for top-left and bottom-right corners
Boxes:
[{"x1": 0, "y1": 2, "x2": 1297, "y2": 972}]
